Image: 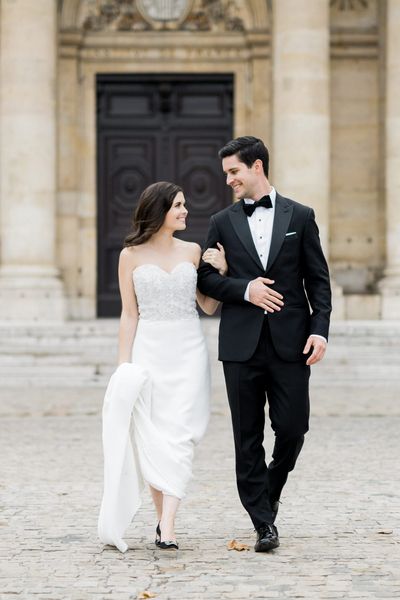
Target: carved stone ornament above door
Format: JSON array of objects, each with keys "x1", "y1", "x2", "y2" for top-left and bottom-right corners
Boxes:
[
  {"x1": 80, "y1": 0, "x2": 245, "y2": 32},
  {"x1": 136, "y1": 0, "x2": 194, "y2": 27}
]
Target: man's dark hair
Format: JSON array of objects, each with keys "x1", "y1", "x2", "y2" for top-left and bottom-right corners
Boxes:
[{"x1": 218, "y1": 136, "x2": 269, "y2": 177}]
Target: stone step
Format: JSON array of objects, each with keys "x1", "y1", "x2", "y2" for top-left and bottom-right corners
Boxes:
[
  {"x1": 0, "y1": 318, "x2": 399, "y2": 334},
  {"x1": 0, "y1": 370, "x2": 398, "y2": 389},
  {"x1": 0, "y1": 357, "x2": 398, "y2": 383},
  {"x1": 1, "y1": 327, "x2": 399, "y2": 346},
  {"x1": 0, "y1": 319, "x2": 399, "y2": 387},
  {"x1": 1, "y1": 348, "x2": 397, "y2": 366},
  {"x1": 1, "y1": 320, "x2": 400, "y2": 344}
]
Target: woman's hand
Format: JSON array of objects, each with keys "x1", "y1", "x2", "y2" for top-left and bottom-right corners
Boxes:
[{"x1": 202, "y1": 243, "x2": 227, "y2": 276}]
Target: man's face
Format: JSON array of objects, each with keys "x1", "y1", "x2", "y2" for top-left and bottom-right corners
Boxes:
[{"x1": 222, "y1": 154, "x2": 258, "y2": 200}]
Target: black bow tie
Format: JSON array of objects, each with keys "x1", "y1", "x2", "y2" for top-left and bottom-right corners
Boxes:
[{"x1": 243, "y1": 195, "x2": 272, "y2": 217}]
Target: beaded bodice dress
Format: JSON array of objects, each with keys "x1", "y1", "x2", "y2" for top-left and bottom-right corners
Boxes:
[
  {"x1": 99, "y1": 261, "x2": 210, "y2": 554},
  {"x1": 132, "y1": 261, "x2": 198, "y2": 321}
]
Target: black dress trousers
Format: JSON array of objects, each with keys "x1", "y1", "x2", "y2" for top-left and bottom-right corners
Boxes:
[{"x1": 223, "y1": 316, "x2": 310, "y2": 529}]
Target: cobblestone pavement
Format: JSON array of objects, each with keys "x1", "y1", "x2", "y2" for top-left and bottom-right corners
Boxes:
[{"x1": 1, "y1": 362, "x2": 400, "y2": 600}]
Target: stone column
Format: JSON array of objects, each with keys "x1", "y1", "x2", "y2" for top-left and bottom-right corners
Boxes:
[
  {"x1": 379, "y1": 0, "x2": 400, "y2": 319},
  {"x1": 272, "y1": 0, "x2": 344, "y2": 317},
  {"x1": 0, "y1": 0, "x2": 65, "y2": 320}
]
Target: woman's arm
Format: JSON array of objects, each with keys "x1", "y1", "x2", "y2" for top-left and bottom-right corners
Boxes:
[
  {"x1": 195, "y1": 243, "x2": 227, "y2": 315},
  {"x1": 118, "y1": 248, "x2": 139, "y2": 364},
  {"x1": 197, "y1": 216, "x2": 249, "y2": 303}
]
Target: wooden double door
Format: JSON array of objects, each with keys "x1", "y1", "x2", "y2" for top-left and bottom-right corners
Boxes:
[{"x1": 97, "y1": 74, "x2": 233, "y2": 317}]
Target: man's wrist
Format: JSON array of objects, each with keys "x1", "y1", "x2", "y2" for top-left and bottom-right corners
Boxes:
[{"x1": 310, "y1": 334, "x2": 327, "y2": 343}]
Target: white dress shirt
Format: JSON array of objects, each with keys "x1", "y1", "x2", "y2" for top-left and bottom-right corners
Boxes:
[
  {"x1": 243, "y1": 188, "x2": 327, "y2": 344},
  {"x1": 244, "y1": 188, "x2": 276, "y2": 271},
  {"x1": 243, "y1": 188, "x2": 276, "y2": 301}
]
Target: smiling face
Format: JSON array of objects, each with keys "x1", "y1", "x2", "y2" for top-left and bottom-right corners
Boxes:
[
  {"x1": 163, "y1": 191, "x2": 188, "y2": 231},
  {"x1": 222, "y1": 154, "x2": 263, "y2": 200}
]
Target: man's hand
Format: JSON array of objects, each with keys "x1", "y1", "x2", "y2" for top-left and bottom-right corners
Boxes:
[
  {"x1": 248, "y1": 278, "x2": 284, "y2": 313},
  {"x1": 303, "y1": 335, "x2": 327, "y2": 366}
]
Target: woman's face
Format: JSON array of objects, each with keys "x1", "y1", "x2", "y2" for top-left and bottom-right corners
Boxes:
[{"x1": 163, "y1": 191, "x2": 188, "y2": 231}]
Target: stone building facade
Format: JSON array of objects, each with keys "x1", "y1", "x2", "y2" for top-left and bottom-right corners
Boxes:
[{"x1": 0, "y1": 0, "x2": 399, "y2": 321}]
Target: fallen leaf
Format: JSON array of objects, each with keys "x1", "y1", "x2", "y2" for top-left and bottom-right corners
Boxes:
[
  {"x1": 138, "y1": 593, "x2": 156, "y2": 599},
  {"x1": 377, "y1": 529, "x2": 393, "y2": 535},
  {"x1": 227, "y1": 539, "x2": 250, "y2": 551}
]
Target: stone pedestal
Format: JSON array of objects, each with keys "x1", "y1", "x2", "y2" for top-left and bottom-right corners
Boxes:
[
  {"x1": 380, "y1": 281, "x2": 400, "y2": 320},
  {"x1": 379, "y1": 0, "x2": 400, "y2": 319},
  {"x1": 0, "y1": 0, "x2": 65, "y2": 320},
  {"x1": 272, "y1": 0, "x2": 344, "y2": 319}
]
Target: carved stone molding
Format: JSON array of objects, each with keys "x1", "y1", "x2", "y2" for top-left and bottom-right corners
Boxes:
[
  {"x1": 81, "y1": 0, "x2": 150, "y2": 31},
  {"x1": 77, "y1": 43, "x2": 250, "y2": 62},
  {"x1": 182, "y1": 0, "x2": 244, "y2": 32},
  {"x1": 330, "y1": 29, "x2": 378, "y2": 58},
  {"x1": 330, "y1": 0, "x2": 368, "y2": 9},
  {"x1": 80, "y1": 0, "x2": 245, "y2": 32},
  {"x1": 330, "y1": 0, "x2": 377, "y2": 33}
]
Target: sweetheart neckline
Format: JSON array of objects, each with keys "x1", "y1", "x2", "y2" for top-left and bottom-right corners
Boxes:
[{"x1": 132, "y1": 261, "x2": 197, "y2": 277}]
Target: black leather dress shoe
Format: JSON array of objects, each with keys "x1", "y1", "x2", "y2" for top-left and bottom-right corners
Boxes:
[{"x1": 254, "y1": 523, "x2": 280, "y2": 552}]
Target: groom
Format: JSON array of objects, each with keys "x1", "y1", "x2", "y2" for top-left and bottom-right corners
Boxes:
[{"x1": 197, "y1": 136, "x2": 331, "y2": 552}]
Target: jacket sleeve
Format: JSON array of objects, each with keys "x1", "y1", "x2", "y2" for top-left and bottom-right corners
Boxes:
[
  {"x1": 302, "y1": 209, "x2": 332, "y2": 340},
  {"x1": 197, "y1": 215, "x2": 249, "y2": 304}
]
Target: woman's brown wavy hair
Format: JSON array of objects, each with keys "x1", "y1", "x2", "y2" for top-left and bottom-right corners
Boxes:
[{"x1": 124, "y1": 181, "x2": 182, "y2": 247}]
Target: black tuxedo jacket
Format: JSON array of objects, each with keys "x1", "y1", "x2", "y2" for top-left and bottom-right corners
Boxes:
[{"x1": 197, "y1": 193, "x2": 332, "y2": 362}]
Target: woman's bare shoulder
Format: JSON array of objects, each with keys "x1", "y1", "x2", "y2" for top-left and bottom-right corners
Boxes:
[
  {"x1": 119, "y1": 245, "x2": 142, "y2": 267},
  {"x1": 175, "y1": 240, "x2": 202, "y2": 266},
  {"x1": 120, "y1": 245, "x2": 135, "y2": 258},
  {"x1": 176, "y1": 239, "x2": 201, "y2": 252}
]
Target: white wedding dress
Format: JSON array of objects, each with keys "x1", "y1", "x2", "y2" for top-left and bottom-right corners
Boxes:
[{"x1": 98, "y1": 261, "x2": 210, "y2": 552}]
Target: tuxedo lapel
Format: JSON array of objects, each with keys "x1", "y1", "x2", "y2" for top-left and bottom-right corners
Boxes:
[
  {"x1": 228, "y1": 201, "x2": 264, "y2": 271},
  {"x1": 266, "y1": 194, "x2": 293, "y2": 272}
]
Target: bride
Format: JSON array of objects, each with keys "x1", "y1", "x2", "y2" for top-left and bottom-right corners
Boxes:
[{"x1": 98, "y1": 181, "x2": 227, "y2": 552}]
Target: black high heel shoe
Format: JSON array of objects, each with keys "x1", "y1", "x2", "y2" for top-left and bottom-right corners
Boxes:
[
  {"x1": 159, "y1": 540, "x2": 179, "y2": 550},
  {"x1": 155, "y1": 522, "x2": 161, "y2": 547},
  {"x1": 157, "y1": 525, "x2": 179, "y2": 550}
]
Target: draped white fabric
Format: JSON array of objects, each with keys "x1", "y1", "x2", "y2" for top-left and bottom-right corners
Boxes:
[{"x1": 98, "y1": 363, "x2": 148, "y2": 553}]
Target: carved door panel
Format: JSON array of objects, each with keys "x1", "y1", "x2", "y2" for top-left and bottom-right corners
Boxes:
[{"x1": 97, "y1": 74, "x2": 233, "y2": 317}]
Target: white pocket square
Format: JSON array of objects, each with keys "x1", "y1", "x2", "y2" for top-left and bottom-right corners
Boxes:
[{"x1": 285, "y1": 231, "x2": 297, "y2": 236}]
